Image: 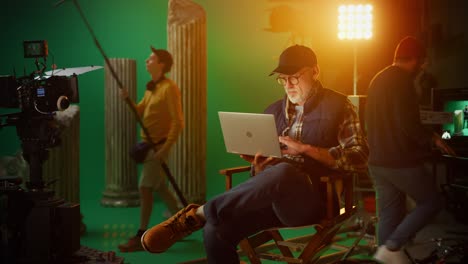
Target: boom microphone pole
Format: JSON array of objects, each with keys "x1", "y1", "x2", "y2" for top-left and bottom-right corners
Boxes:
[{"x1": 58, "y1": 0, "x2": 188, "y2": 206}]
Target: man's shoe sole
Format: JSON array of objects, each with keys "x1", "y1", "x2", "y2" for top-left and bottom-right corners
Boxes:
[{"x1": 141, "y1": 229, "x2": 165, "y2": 253}]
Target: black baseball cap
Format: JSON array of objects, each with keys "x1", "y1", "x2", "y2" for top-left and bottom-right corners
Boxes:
[
  {"x1": 270, "y1": 45, "x2": 318, "y2": 76},
  {"x1": 393, "y1": 36, "x2": 426, "y2": 61}
]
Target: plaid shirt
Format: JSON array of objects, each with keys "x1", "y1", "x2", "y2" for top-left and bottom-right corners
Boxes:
[{"x1": 283, "y1": 93, "x2": 369, "y2": 173}]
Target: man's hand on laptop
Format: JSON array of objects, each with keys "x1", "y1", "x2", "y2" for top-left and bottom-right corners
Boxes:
[
  {"x1": 240, "y1": 153, "x2": 279, "y2": 175},
  {"x1": 279, "y1": 136, "x2": 306, "y2": 156}
]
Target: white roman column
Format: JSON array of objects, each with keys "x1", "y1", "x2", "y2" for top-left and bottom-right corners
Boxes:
[
  {"x1": 101, "y1": 58, "x2": 140, "y2": 207},
  {"x1": 167, "y1": 0, "x2": 207, "y2": 204}
]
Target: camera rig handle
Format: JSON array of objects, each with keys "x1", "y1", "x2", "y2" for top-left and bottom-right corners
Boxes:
[{"x1": 60, "y1": 0, "x2": 188, "y2": 206}]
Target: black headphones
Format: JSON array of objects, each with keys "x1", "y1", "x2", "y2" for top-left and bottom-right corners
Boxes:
[{"x1": 146, "y1": 76, "x2": 166, "y2": 91}]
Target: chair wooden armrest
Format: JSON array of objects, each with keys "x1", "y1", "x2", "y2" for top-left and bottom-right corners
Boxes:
[{"x1": 219, "y1": 165, "x2": 250, "y2": 190}]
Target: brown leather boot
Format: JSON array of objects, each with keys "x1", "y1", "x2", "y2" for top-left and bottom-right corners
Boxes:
[{"x1": 141, "y1": 204, "x2": 205, "y2": 253}]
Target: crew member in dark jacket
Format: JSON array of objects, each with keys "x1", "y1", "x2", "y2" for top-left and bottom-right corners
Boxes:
[{"x1": 366, "y1": 36, "x2": 455, "y2": 264}]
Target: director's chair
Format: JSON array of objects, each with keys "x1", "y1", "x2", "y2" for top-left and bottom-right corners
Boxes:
[
  {"x1": 221, "y1": 165, "x2": 358, "y2": 264},
  {"x1": 181, "y1": 165, "x2": 370, "y2": 264}
]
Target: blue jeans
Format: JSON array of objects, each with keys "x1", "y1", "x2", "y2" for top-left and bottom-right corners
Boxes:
[
  {"x1": 369, "y1": 164, "x2": 443, "y2": 250},
  {"x1": 202, "y1": 162, "x2": 326, "y2": 264}
]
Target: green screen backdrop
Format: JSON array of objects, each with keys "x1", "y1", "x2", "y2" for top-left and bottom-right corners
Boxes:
[{"x1": 1, "y1": 0, "x2": 363, "y2": 202}]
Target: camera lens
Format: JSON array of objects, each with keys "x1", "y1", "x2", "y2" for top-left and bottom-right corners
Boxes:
[{"x1": 56, "y1": 96, "x2": 70, "y2": 111}]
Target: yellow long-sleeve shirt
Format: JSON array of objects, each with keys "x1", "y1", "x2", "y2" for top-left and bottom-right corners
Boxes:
[{"x1": 135, "y1": 78, "x2": 184, "y2": 154}]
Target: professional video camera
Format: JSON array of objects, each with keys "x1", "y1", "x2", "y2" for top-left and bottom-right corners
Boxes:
[
  {"x1": 0, "y1": 40, "x2": 81, "y2": 263},
  {"x1": 0, "y1": 40, "x2": 79, "y2": 113},
  {"x1": 0, "y1": 40, "x2": 81, "y2": 189}
]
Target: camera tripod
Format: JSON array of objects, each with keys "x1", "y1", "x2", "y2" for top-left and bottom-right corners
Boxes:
[
  {"x1": 405, "y1": 235, "x2": 468, "y2": 264},
  {"x1": 1, "y1": 114, "x2": 81, "y2": 264}
]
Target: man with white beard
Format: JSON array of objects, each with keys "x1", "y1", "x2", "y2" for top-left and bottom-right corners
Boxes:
[{"x1": 140, "y1": 45, "x2": 369, "y2": 264}]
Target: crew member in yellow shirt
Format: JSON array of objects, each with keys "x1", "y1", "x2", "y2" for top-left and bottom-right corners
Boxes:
[{"x1": 118, "y1": 47, "x2": 184, "y2": 252}]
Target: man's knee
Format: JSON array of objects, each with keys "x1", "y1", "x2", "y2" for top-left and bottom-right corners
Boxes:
[{"x1": 266, "y1": 162, "x2": 298, "y2": 183}]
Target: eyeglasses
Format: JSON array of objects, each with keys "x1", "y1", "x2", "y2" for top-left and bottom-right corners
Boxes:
[{"x1": 276, "y1": 71, "x2": 306, "y2": 86}]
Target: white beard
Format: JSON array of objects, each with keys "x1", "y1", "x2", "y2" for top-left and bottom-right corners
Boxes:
[
  {"x1": 287, "y1": 94, "x2": 303, "y2": 104},
  {"x1": 287, "y1": 87, "x2": 312, "y2": 105}
]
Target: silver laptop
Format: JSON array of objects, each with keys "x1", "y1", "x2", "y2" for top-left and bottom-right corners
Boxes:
[{"x1": 218, "y1": 111, "x2": 283, "y2": 158}]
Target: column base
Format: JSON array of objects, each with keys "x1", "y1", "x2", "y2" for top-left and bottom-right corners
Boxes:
[{"x1": 100, "y1": 190, "x2": 140, "y2": 207}]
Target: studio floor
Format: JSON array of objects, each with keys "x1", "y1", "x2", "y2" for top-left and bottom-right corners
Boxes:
[
  {"x1": 78, "y1": 197, "x2": 468, "y2": 264},
  {"x1": 79, "y1": 200, "x2": 206, "y2": 264},
  {"x1": 78, "y1": 199, "x2": 372, "y2": 264}
]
